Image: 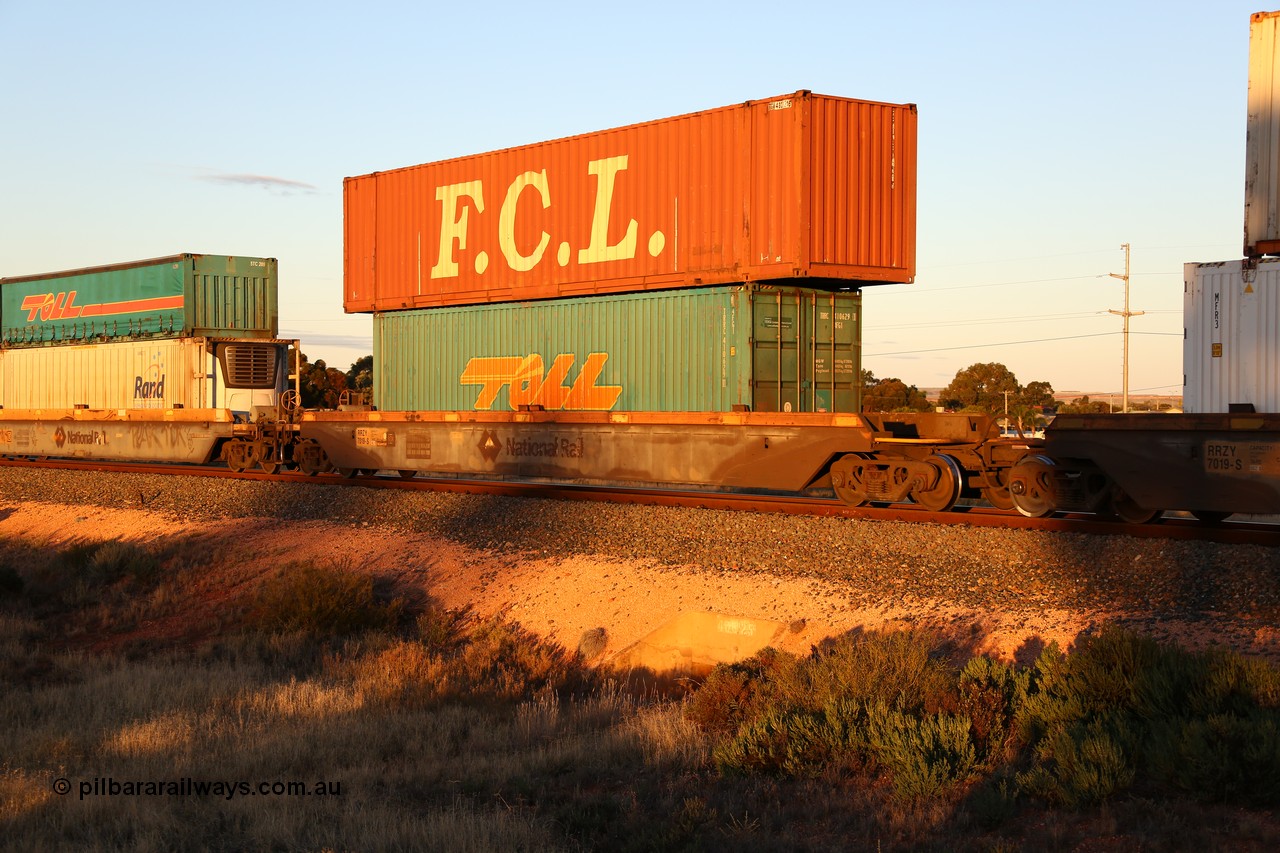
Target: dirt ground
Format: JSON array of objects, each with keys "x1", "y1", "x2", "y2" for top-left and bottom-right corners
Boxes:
[{"x1": 4, "y1": 499, "x2": 1266, "y2": 669}]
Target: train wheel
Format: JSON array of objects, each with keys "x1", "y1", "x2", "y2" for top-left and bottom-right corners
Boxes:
[
  {"x1": 224, "y1": 441, "x2": 250, "y2": 474},
  {"x1": 909, "y1": 455, "x2": 962, "y2": 513},
  {"x1": 982, "y1": 487, "x2": 1015, "y2": 511},
  {"x1": 830, "y1": 453, "x2": 871, "y2": 506},
  {"x1": 980, "y1": 470, "x2": 1015, "y2": 510},
  {"x1": 297, "y1": 455, "x2": 330, "y2": 476},
  {"x1": 1109, "y1": 488, "x2": 1163, "y2": 525},
  {"x1": 397, "y1": 470, "x2": 417, "y2": 480},
  {"x1": 294, "y1": 439, "x2": 331, "y2": 477},
  {"x1": 1008, "y1": 455, "x2": 1056, "y2": 518},
  {"x1": 336, "y1": 467, "x2": 358, "y2": 478},
  {"x1": 260, "y1": 459, "x2": 280, "y2": 475}
]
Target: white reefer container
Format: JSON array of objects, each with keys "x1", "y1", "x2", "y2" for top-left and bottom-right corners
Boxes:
[
  {"x1": 1184, "y1": 259, "x2": 1280, "y2": 413},
  {"x1": 1246, "y1": 11, "x2": 1280, "y2": 256},
  {"x1": 0, "y1": 337, "x2": 286, "y2": 414}
]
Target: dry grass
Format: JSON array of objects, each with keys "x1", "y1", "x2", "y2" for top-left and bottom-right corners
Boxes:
[{"x1": 2, "y1": 534, "x2": 1279, "y2": 851}]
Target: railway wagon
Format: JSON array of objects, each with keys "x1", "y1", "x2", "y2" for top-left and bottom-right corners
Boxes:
[
  {"x1": 1, "y1": 253, "x2": 279, "y2": 346},
  {"x1": 1007, "y1": 413, "x2": 1280, "y2": 521},
  {"x1": 374, "y1": 284, "x2": 862, "y2": 414},
  {"x1": 0, "y1": 253, "x2": 294, "y2": 467},
  {"x1": 0, "y1": 335, "x2": 294, "y2": 466},
  {"x1": 0, "y1": 336, "x2": 290, "y2": 416},
  {"x1": 299, "y1": 408, "x2": 1028, "y2": 512},
  {"x1": 308, "y1": 90, "x2": 1024, "y2": 509},
  {"x1": 344, "y1": 91, "x2": 916, "y2": 312}
]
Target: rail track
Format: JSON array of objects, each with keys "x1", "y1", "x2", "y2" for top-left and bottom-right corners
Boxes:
[{"x1": 4, "y1": 457, "x2": 1278, "y2": 547}]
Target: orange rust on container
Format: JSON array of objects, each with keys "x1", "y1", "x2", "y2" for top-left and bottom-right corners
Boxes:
[{"x1": 343, "y1": 91, "x2": 916, "y2": 312}]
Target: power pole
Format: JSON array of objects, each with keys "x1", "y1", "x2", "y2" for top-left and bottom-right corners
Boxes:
[{"x1": 1108, "y1": 243, "x2": 1144, "y2": 413}]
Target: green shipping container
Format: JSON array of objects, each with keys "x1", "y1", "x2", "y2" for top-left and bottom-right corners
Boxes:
[
  {"x1": 374, "y1": 285, "x2": 862, "y2": 413},
  {"x1": 1, "y1": 254, "x2": 279, "y2": 346}
]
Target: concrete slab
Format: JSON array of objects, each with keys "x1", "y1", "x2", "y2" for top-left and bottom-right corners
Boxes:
[{"x1": 608, "y1": 610, "x2": 787, "y2": 676}]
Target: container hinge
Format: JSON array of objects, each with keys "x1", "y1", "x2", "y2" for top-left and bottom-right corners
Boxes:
[{"x1": 1242, "y1": 256, "x2": 1259, "y2": 283}]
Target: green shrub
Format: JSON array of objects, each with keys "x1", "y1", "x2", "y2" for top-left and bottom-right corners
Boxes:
[
  {"x1": 959, "y1": 655, "x2": 1030, "y2": 763},
  {"x1": 453, "y1": 617, "x2": 588, "y2": 701},
  {"x1": 247, "y1": 561, "x2": 402, "y2": 637},
  {"x1": 415, "y1": 604, "x2": 469, "y2": 651},
  {"x1": 691, "y1": 623, "x2": 1280, "y2": 812},
  {"x1": 21, "y1": 539, "x2": 161, "y2": 608},
  {"x1": 864, "y1": 702, "x2": 978, "y2": 801},
  {"x1": 1152, "y1": 710, "x2": 1280, "y2": 806},
  {"x1": 328, "y1": 615, "x2": 591, "y2": 707},
  {"x1": 1016, "y1": 718, "x2": 1135, "y2": 807},
  {"x1": 85, "y1": 540, "x2": 160, "y2": 584},
  {"x1": 808, "y1": 629, "x2": 957, "y2": 714},
  {"x1": 1013, "y1": 628, "x2": 1280, "y2": 807},
  {"x1": 685, "y1": 662, "x2": 762, "y2": 738},
  {"x1": 1191, "y1": 649, "x2": 1280, "y2": 713},
  {"x1": 712, "y1": 707, "x2": 840, "y2": 777}
]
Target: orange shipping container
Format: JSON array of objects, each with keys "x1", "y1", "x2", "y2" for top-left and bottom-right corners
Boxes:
[{"x1": 344, "y1": 91, "x2": 916, "y2": 313}]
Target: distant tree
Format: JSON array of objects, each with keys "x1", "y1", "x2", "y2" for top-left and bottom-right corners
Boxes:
[
  {"x1": 863, "y1": 377, "x2": 932, "y2": 413},
  {"x1": 346, "y1": 355, "x2": 373, "y2": 395},
  {"x1": 1056, "y1": 395, "x2": 1112, "y2": 414},
  {"x1": 939, "y1": 362, "x2": 1021, "y2": 413},
  {"x1": 287, "y1": 348, "x2": 347, "y2": 409},
  {"x1": 1020, "y1": 380, "x2": 1056, "y2": 409}
]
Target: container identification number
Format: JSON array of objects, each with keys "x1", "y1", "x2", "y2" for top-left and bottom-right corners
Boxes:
[{"x1": 1204, "y1": 440, "x2": 1280, "y2": 475}]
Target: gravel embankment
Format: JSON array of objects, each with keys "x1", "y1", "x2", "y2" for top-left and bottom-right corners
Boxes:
[{"x1": 2, "y1": 467, "x2": 1277, "y2": 629}]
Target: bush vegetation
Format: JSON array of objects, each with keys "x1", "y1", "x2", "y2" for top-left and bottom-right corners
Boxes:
[{"x1": 1, "y1": 535, "x2": 1277, "y2": 851}]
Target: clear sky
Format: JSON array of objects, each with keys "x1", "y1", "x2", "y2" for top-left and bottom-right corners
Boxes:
[{"x1": 0, "y1": 1, "x2": 1265, "y2": 397}]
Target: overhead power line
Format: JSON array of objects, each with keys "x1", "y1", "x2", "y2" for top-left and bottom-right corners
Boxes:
[
  {"x1": 866, "y1": 332, "x2": 1119, "y2": 357},
  {"x1": 866, "y1": 329, "x2": 1181, "y2": 358},
  {"x1": 871, "y1": 275, "x2": 1100, "y2": 294}
]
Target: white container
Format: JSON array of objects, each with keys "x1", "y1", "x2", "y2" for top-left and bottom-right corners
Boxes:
[
  {"x1": 1246, "y1": 11, "x2": 1280, "y2": 256},
  {"x1": 1184, "y1": 259, "x2": 1280, "y2": 413},
  {"x1": 0, "y1": 337, "x2": 285, "y2": 414}
]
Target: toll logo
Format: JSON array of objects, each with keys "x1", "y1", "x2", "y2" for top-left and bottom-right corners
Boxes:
[
  {"x1": 460, "y1": 353, "x2": 622, "y2": 410},
  {"x1": 21, "y1": 291, "x2": 184, "y2": 323}
]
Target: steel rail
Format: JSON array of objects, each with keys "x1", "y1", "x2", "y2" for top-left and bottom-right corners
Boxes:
[{"x1": 3, "y1": 457, "x2": 1277, "y2": 546}]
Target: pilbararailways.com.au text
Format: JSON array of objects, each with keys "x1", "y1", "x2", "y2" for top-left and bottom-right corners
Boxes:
[{"x1": 54, "y1": 776, "x2": 343, "y2": 801}]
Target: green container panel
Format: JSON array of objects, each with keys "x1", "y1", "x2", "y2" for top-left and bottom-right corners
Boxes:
[
  {"x1": 1, "y1": 254, "x2": 278, "y2": 346},
  {"x1": 374, "y1": 285, "x2": 861, "y2": 413}
]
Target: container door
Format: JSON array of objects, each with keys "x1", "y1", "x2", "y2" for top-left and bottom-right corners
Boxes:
[
  {"x1": 750, "y1": 288, "x2": 861, "y2": 413},
  {"x1": 751, "y1": 290, "x2": 801, "y2": 412},
  {"x1": 807, "y1": 291, "x2": 861, "y2": 413}
]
